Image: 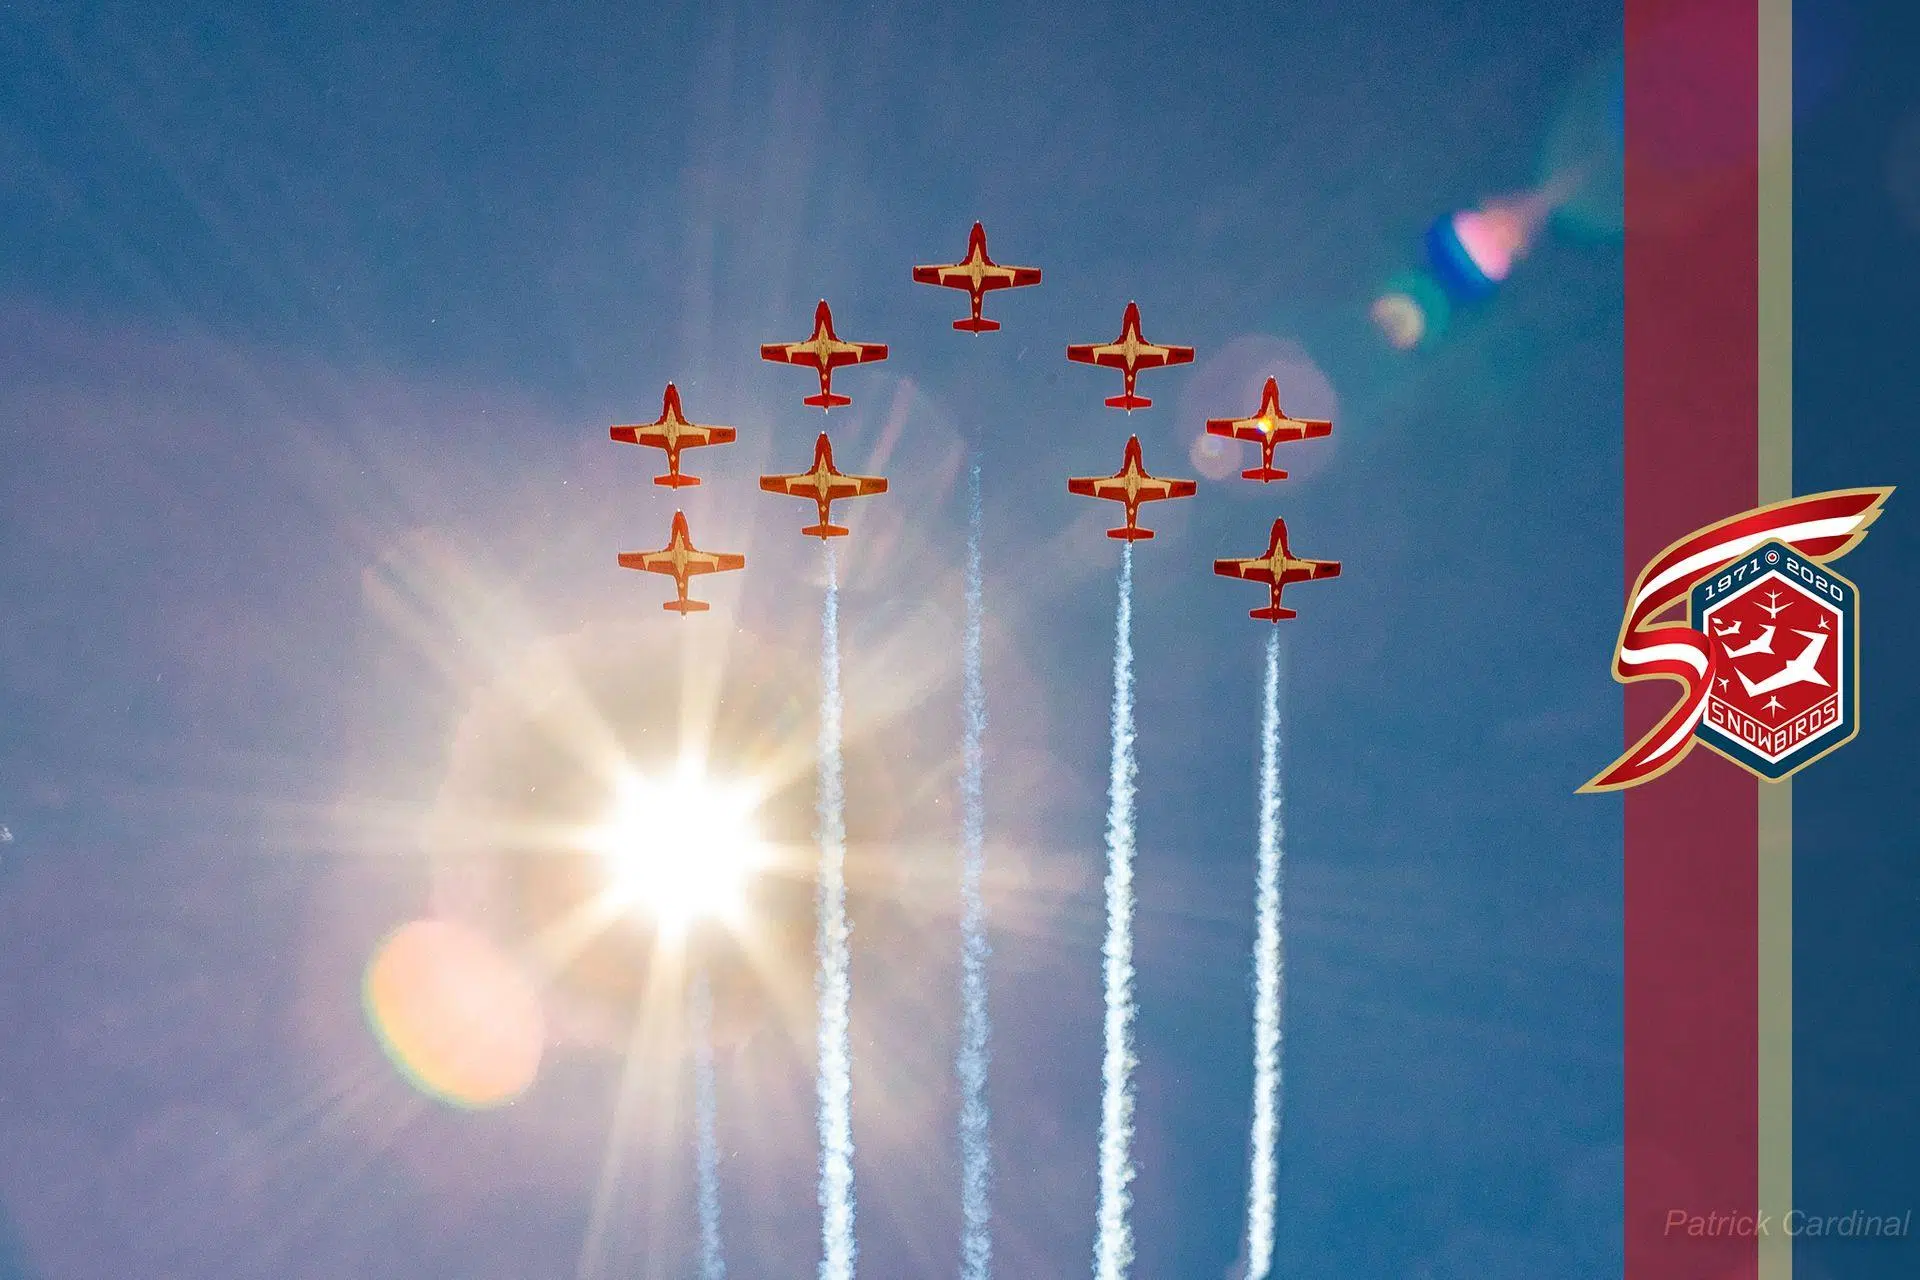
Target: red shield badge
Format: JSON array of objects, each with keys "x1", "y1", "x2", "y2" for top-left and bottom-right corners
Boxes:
[{"x1": 1690, "y1": 541, "x2": 1858, "y2": 780}]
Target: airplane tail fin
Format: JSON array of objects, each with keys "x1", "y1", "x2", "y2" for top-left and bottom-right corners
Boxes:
[
  {"x1": 953, "y1": 316, "x2": 1001, "y2": 333},
  {"x1": 804, "y1": 392, "x2": 852, "y2": 409},
  {"x1": 654, "y1": 472, "x2": 700, "y2": 488},
  {"x1": 1105, "y1": 393, "x2": 1152, "y2": 411},
  {"x1": 803, "y1": 523, "x2": 852, "y2": 539},
  {"x1": 1250, "y1": 605, "x2": 1298, "y2": 622},
  {"x1": 1241, "y1": 466, "x2": 1290, "y2": 483},
  {"x1": 664, "y1": 597, "x2": 711, "y2": 615},
  {"x1": 1107, "y1": 526, "x2": 1155, "y2": 541}
]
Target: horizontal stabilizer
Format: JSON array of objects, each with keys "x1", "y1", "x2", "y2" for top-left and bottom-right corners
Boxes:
[
  {"x1": 804, "y1": 391, "x2": 852, "y2": 409},
  {"x1": 953, "y1": 316, "x2": 1001, "y2": 333},
  {"x1": 1241, "y1": 466, "x2": 1290, "y2": 483},
  {"x1": 664, "y1": 598, "x2": 711, "y2": 614},
  {"x1": 654, "y1": 472, "x2": 700, "y2": 488},
  {"x1": 1249, "y1": 605, "x2": 1298, "y2": 622},
  {"x1": 1105, "y1": 393, "x2": 1152, "y2": 411},
  {"x1": 1107, "y1": 526, "x2": 1155, "y2": 541},
  {"x1": 802, "y1": 523, "x2": 852, "y2": 539}
]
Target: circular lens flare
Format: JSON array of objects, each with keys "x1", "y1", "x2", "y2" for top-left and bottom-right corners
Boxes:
[
  {"x1": 363, "y1": 918, "x2": 544, "y2": 1108},
  {"x1": 589, "y1": 764, "x2": 767, "y2": 935},
  {"x1": 1189, "y1": 430, "x2": 1239, "y2": 481},
  {"x1": 1370, "y1": 293, "x2": 1427, "y2": 350}
]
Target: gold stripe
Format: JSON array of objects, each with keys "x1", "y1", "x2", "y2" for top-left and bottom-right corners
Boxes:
[{"x1": 1758, "y1": 0, "x2": 1794, "y2": 1276}]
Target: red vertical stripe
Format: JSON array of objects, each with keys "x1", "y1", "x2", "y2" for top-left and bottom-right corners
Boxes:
[{"x1": 1624, "y1": 2, "x2": 1759, "y2": 1278}]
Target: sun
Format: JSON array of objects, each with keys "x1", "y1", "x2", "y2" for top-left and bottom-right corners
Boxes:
[{"x1": 588, "y1": 761, "x2": 768, "y2": 937}]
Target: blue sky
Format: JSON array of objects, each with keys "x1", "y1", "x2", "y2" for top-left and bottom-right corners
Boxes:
[
  {"x1": 1790, "y1": 3, "x2": 1920, "y2": 1277},
  {"x1": 4, "y1": 1, "x2": 1905, "y2": 1278}
]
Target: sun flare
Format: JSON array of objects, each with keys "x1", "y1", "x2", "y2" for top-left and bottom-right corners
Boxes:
[{"x1": 589, "y1": 762, "x2": 767, "y2": 936}]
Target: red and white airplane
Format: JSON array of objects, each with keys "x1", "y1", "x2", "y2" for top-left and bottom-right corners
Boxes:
[
  {"x1": 1066, "y1": 435, "x2": 1197, "y2": 541},
  {"x1": 1214, "y1": 518, "x2": 1341, "y2": 621},
  {"x1": 911, "y1": 222, "x2": 1043, "y2": 332},
  {"x1": 1066, "y1": 301, "x2": 1194, "y2": 411},
  {"x1": 618, "y1": 511, "x2": 745, "y2": 615},
  {"x1": 759, "y1": 433, "x2": 888, "y2": 539},
  {"x1": 1204, "y1": 377, "x2": 1332, "y2": 482},
  {"x1": 609, "y1": 383, "x2": 738, "y2": 488},
  {"x1": 760, "y1": 300, "x2": 889, "y2": 410}
]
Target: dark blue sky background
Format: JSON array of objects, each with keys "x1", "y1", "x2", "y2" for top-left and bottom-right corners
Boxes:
[
  {"x1": 0, "y1": 1, "x2": 1903, "y2": 1278},
  {"x1": 1792, "y1": 1, "x2": 1920, "y2": 1276}
]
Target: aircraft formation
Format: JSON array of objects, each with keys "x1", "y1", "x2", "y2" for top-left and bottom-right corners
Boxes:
[
  {"x1": 607, "y1": 221, "x2": 1339, "y2": 622},
  {"x1": 608, "y1": 294, "x2": 891, "y2": 611}
]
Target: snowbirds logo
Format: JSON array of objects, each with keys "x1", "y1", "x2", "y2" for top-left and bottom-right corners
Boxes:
[
  {"x1": 1693, "y1": 545, "x2": 1853, "y2": 779},
  {"x1": 1581, "y1": 487, "x2": 1893, "y2": 792}
]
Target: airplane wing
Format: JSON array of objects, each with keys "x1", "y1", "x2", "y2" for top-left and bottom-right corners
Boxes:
[
  {"x1": 912, "y1": 263, "x2": 1040, "y2": 290},
  {"x1": 1284, "y1": 559, "x2": 1342, "y2": 582},
  {"x1": 912, "y1": 264, "x2": 983, "y2": 288},
  {"x1": 1138, "y1": 476, "x2": 1197, "y2": 500},
  {"x1": 1130, "y1": 344, "x2": 1195, "y2": 370},
  {"x1": 823, "y1": 341, "x2": 889, "y2": 368},
  {"x1": 1209, "y1": 417, "x2": 1330, "y2": 445},
  {"x1": 759, "y1": 473, "x2": 817, "y2": 497},
  {"x1": 628, "y1": 422, "x2": 737, "y2": 450},
  {"x1": 1214, "y1": 556, "x2": 1276, "y2": 583},
  {"x1": 1068, "y1": 476, "x2": 1197, "y2": 502},
  {"x1": 760, "y1": 471, "x2": 885, "y2": 498},
  {"x1": 759, "y1": 341, "x2": 807, "y2": 365},
  {"x1": 619, "y1": 550, "x2": 672, "y2": 573},
  {"x1": 971, "y1": 264, "x2": 1042, "y2": 290},
  {"x1": 620, "y1": 549, "x2": 731, "y2": 575},
  {"x1": 1068, "y1": 342, "x2": 1195, "y2": 371}
]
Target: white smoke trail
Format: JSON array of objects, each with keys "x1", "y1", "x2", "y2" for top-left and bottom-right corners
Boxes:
[
  {"x1": 691, "y1": 971, "x2": 726, "y2": 1280},
  {"x1": 816, "y1": 546, "x2": 857, "y2": 1280},
  {"x1": 957, "y1": 462, "x2": 993, "y2": 1280},
  {"x1": 1243, "y1": 628, "x2": 1286, "y2": 1279},
  {"x1": 1093, "y1": 545, "x2": 1139, "y2": 1280}
]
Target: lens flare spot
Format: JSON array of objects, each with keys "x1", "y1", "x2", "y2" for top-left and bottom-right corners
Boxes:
[
  {"x1": 1189, "y1": 430, "x2": 1239, "y2": 481},
  {"x1": 1450, "y1": 209, "x2": 1524, "y2": 283},
  {"x1": 1427, "y1": 183, "x2": 1571, "y2": 302},
  {"x1": 1426, "y1": 213, "x2": 1498, "y2": 302},
  {"x1": 1178, "y1": 333, "x2": 1339, "y2": 488},
  {"x1": 364, "y1": 918, "x2": 544, "y2": 1109},
  {"x1": 1370, "y1": 293, "x2": 1426, "y2": 350}
]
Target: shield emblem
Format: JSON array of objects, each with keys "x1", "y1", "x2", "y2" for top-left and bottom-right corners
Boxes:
[{"x1": 1690, "y1": 540, "x2": 1859, "y2": 780}]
